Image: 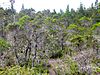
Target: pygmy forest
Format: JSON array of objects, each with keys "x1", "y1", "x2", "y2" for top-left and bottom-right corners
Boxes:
[{"x1": 0, "y1": 0, "x2": 100, "y2": 75}]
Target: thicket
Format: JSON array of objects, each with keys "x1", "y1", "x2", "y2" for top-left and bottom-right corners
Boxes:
[{"x1": 0, "y1": 1, "x2": 100, "y2": 75}]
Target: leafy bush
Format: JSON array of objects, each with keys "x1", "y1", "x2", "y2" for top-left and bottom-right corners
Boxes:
[
  {"x1": 17, "y1": 15, "x2": 30, "y2": 29},
  {"x1": 64, "y1": 56, "x2": 79, "y2": 75},
  {"x1": 0, "y1": 38, "x2": 10, "y2": 52},
  {"x1": 91, "y1": 22, "x2": 100, "y2": 30},
  {"x1": 0, "y1": 66, "x2": 49, "y2": 75},
  {"x1": 6, "y1": 23, "x2": 18, "y2": 31},
  {"x1": 95, "y1": 67, "x2": 100, "y2": 73},
  {"x1": 67, "y1": 24, "x2": 77, "y2": 30},
  {"x1": 79, "y1": 16, "x2": 91, "y2": 22}
]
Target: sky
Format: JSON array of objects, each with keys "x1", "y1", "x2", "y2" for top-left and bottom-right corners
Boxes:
[{"x1": 0, "y1": 0, "x2": 100, "y2": 12}]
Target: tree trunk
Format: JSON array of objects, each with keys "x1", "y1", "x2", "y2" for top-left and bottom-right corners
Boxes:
[
  {"x1": 25, "y1": 40, "x2": 31, "y2": 66},
  {"x1": 32, "y1": 32, "x2": 38, "y2": 67},
  {"x1": 13, "y1": 36, "x2": 20, "y2": 65}
]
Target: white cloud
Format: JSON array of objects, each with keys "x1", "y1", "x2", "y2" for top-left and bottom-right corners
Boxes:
[{"x1": 0, "y1": 0, "x2": 99, "y2": 12}]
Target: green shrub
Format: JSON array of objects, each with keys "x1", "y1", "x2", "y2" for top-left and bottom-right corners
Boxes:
[
  {"x1": 0, "y1": 66, "x2": 49, "y2": 75},
  {"x1": 96, "y1": 67, "x2": 100, "y2": 73},
  {"x1": 0, "y1": 38, "x2": 10, "y2": 52},
  {"x1": 17, "y1": 15, "x2": 30, "y2": 29},
  {"x1": 6, "y1": 23, "x2": 18, "y2": 31},
  {"x1": 65, "y1": 56, "x2": 79, "y2": 75}
]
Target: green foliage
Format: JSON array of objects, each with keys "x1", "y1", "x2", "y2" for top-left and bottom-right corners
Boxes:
[
  {"x1": 0, "y1": 38, "x2": 10, "y2": 52},
  {"x1": 67, "y1": 24, "x2": 77, "y2": 30},
  {"x1": 53, "y1": 55, "x2": 79, "y2": 75},
  {"x1": 92, "y1": 56, "x2": 100, "y2": 65},
  {"x1": 97, "y1": 9, "x2": 100, "y2": 13},
  {"x1": 17, "y1": 15, "x2": 30, "y2": 29},
  {"x1": 91, "y1": 22, "x2": 100, "y2": 30},
  {"x1": 0, "y1": 8, "x2": 5, "y2": 18},
  {"x1": 70, "y1": 35, "x2": 84, "y2": 43},
  {"x1": 6, "y1": 23, "x2": 18, "y2": 31},
  {"x1": 0, "y1": 66, "x2": 49, "y2": 75},
  {"x1": 77, "y1": 26, "x2": 86, "y2": 31},
  {"x1": 92, "y1": 67, "x2": 100, "y2": 75},
  {"x1": 64, "y1": 56, "x2": 79, "y2": 75},
  {"x1": 79, "y1": 16, "x2": 91, "y2": 21},
  {"x1": 95, "y1": 67, "x2": 100, "y2": 73},
  {"x1": 70, "y1": 62, "x2": 79, "y2": 74},
  {"x1": 52, "y1": 19, "x2": 57, "y2": 23}
]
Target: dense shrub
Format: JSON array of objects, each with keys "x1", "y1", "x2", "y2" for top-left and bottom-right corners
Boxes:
[
  {"x1": 50, "y1": 50, "x2": 63, "y2": 59},
  {"x1": 0, "y1": 66, "x2": 49, "y2": 75}
]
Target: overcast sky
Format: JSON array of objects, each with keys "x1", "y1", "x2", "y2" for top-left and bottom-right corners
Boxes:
[{"x1": 0, "y1": 0, "x2": 99, "y2": 12}]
